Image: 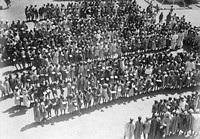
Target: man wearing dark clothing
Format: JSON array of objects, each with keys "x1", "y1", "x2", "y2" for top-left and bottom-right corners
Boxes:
[
  {"x1": 159, "y1": 12, "x2": 163, "y2": 23},
  {"x1": 166, "y1": 12, "x2": 171, "y2": 25}
]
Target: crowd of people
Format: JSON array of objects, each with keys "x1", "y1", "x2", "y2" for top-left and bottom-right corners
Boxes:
[
  {"x1": 4, "y1": 0, "x2": 11, "y2": 8},
  {"x1": 0, "y1": 0, "x2": 199, "y2": 67},
  {"x1": 124, "y1": 91, "x2": 200, "y2": 139},
  {"x1": 0, "y1": 0, "x2": 199, "y2": 126}
]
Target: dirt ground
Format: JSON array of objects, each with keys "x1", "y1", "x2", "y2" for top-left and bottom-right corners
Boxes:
[{"x1": 0, "y1": 0, "x2": 200, "y2": 139}]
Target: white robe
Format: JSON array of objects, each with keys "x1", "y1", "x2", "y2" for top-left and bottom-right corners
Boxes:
[
  {"x1": 177, "y1": 32, "x2": 184, "y2": 48},
  {"x1": 124, "y1": 122, "x2": 135, "y2": 139},
  {"x1": 185, "y1": 61, "x2": 192, "y2": 72},
  {"x1": 116, "y1": 85, "x2": 122, "y2": 99},
  {"x1": 14, "y1": 90, "x2": 20, "y2": 106},
  {"x1": 179, "y1": 100, "x2": 186, "y2": 111},
  {"x1": 23, "y1": 93, "x2": 30, "y2": 107},
  {"x1": 128, "y1": 85, "x2": 134, "y2": 97},
  {"x1": 170, "y1": 34, "x2": 178, "y2": 50},
  {"x1": 192, "y1": 113, "x2": 200, "y2": 133},
  {"x1": 52, "y1": 51, "x2": 59, "y2": 65}
]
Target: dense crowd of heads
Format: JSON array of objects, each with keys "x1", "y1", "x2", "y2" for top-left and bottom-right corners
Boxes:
[{"x1": 0, "y1": 0, "x2": 199, "y2": 126}]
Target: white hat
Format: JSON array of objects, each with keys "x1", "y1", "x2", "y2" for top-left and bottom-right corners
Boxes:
[
  {"x1": 176, "y1": 110, "x2": 180, "y2": 114},
  {"x1": 32, "y1": 66, "x2": 36, "y2": 70},
  {"x1": 189, "y1": 109, "x2": 194, "y2": 113},
  {"x1": 195, "y1": 109, "x2": 200, "y2": 113},
  {"x1": 154, "y1": 113, "x2": 159, "y2": 117},
  {"x1": 165, "y1": 112, "x2": 170, "y2": 117}
]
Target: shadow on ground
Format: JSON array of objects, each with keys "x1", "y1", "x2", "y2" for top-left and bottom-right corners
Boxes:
[
  {"x1": 2, "y1": 105, "x2": 28, "y2": 118},
  {"x1": 0, "y1": 61, "x2": 12, "y2": 69},
  {"x1": 165, "y1": 134, "x2": 197, "y2": 139},
  {"x1": 2, "y1": 67, "x2": 31, "y2": 76},
  {"x1": 0, "y1": 7, "x2": 9, "y2": 11},
  {"x1": 0, "y1": 95, "x2": 11, "y2": 103},
  {"x1": 20, "y1": 86, "x2": 198, "y2": 132}
]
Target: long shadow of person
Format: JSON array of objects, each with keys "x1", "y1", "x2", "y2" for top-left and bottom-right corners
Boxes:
[
  {"x1": 0, "y1": 7, "x2": 9, "y2": 11},
  {"x1": 20, "y1": 122, "x2": 40, "y2": 132},
  {"x1": 20, "y1": 111, "x2": 78, "y2": 132},
  {"x1": 9, "y1": 108, "x2": 28, "y2": 117},
  {"x1": 2, "y1": 67, "x2": 31, "y2": 76},
  {"x1": 3, "y1": 105, "x2": 28, "y2": 117},
  {"x1": 165, "y1": 134, "x2": 194, "y2": 139},
  {"x1": 0, "y1": 95, "x2": 11, "y2": 103}
]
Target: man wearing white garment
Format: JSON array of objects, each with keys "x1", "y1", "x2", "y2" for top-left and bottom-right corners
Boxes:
[{"x1": 124, "y1": 118, "x2": 135, "y2": 139}]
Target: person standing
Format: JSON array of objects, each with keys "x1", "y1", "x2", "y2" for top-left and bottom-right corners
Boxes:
[
  {"x1": 60, "y1": 95, "x2": 67, "y2": 115},
  {"x1": 25, "y1": 6, "x2": 30, "y2": 21},
  {"x1": 33, "y1": 101, "x2": 42, "y2": 123},
  {"x1": 152, "y1": 101, "x2": 158, "y2": 116},
  {"x1": 134, "y1": 116, "x2": 143, "y2": 139},
  {"x1": 0, "y1": 80, "x2": 6, "y2": 97},
  {"x1": 52, "y1": 96, "x2": 60, "y2": 117},
  {"x1": 40, "y1": 101, "x2": 47, "y2": 121},
  {"x1": 4, "y1": 0, "x2": 11, "y2": 8},
  {"x1": 177, "y1": 30, "x2": 185, "y2": 49},
  {"x1": 170, "y1": 31, "x2": 178, "y2": 50},
  {"x1": 45, "y1": 98, "x2": 52, "y2": 118},
  {"x1": 148, "y1": 114, "x2": 159, "y2": 139},
  {"x1": 124, "y1": 118, "x2": 135, "y2": 139},
  {"x1": 166, "y1": 12, "x2": 171, "y2": 25},
  {"x1": 161, "y1": 112, "x2": 172, "y2": 137},
  {"x1": 159, "y1": 12, "x2": 163, "y2": 23},
  {"x1": 68, "y1": 94, "x2": 76, "y2": 114},
  {"x1": 170, "y1": 6, "x2": 174, "y2": 14},
  {"x1": 3, "y1": 77, "x2": 10, "y2": 96},
  {"x1": 22, "y1": 88, "x2": 30, "y2": 108},
  {"x1": 155, "y1": 117, "x2": 166, "y2": 139},
  {"x1": 8, "y1": 74, "x2": 15, "y2": 95},
  {"x1": 170, "y1": 111, "x2": 180, "y2": 135},
  {"x1": 143, "y1": 117, "x2": 151, "y2": 139},
  {"x1": 14, "y1": 87, "x2": 21, "y2": 106}
]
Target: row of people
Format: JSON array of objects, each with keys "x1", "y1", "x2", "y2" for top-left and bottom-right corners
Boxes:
[
  {"x1": 1, "y1": 50, "x2": 198, "y2": 96},
  {"x1": 124, "y1": 91, "x2": 200, "y2": 139},
  {"x1": 0, "y1": 51, "x2": 197, "y2": 121}
]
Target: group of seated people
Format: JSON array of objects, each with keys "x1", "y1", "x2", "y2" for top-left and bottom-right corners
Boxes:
[{"x1": 124, "y1": 91, "x2": 200, "y2": 139}]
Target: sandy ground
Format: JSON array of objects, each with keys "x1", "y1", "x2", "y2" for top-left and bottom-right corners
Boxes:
[{"x1": 0, "y1": 0, "x2": 200, "y2": 139}]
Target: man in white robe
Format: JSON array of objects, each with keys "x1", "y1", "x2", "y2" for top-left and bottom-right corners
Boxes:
[
  {"x1": 185, "y1": 60, "x2": 192, "y2": 73},
  {"x1": 192, "y1": 109, "x2": 200, "y2": 136},
  {"x1": 170, "y1": 33, "x2": 178, "y2": 50},
  {"x1": 124, "y1": 118, "x2": 135, "y2": 139},
  {"x1": 22, "y1": 89, "x2": 30, "y2": 107}
]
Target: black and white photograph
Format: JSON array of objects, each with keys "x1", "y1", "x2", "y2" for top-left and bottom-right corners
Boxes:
[{"x1": 0, "y1": 0, "x2": 200, "y2": 139}]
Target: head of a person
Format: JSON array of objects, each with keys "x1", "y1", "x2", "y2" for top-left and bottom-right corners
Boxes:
[
  {"x1": 146, "y1": 116, "x2": 150, "y2": 121},
  {"x1": 130, "y1": 118, "x2": 133, "y2": 123},
  {"x1": 138, "y1": 116, "x2": 142, "y2": 121}
]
